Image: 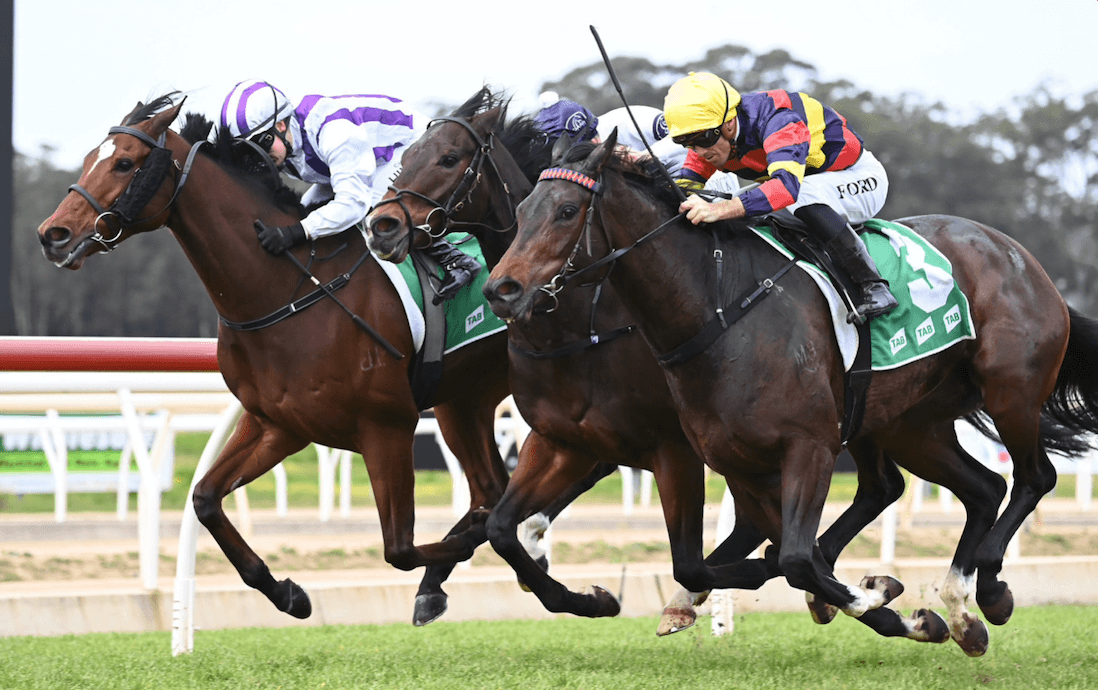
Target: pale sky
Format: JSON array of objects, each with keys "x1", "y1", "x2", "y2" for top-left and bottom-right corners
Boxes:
[{"x1": 15, "y1": 0, "x2": 1098, "y2": 170}]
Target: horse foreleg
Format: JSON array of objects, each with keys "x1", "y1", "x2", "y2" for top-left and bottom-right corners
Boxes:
[
  {"x1": 485, "y1": 434, "x2": 621, "y2": 618},
  {"x1": 191, "y1": 412, "x2": 311, "y2": 617},
  {"x1": 409, "y1": 394, "x2": 510, "y2": 625},
  {"x1": 774, "y1": 440, "x2": 906, "y2": 623},
  {"x1": 658, "y1": 514, "x2": 773, "y2": 635},
  {"x1": 805, "y1": 440, "x2": 905, "y2": 625}
]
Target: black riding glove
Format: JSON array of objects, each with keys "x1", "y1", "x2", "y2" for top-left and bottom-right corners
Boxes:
[{"x1": 254, "y1": 219, "x2": 307, "y2": 255}]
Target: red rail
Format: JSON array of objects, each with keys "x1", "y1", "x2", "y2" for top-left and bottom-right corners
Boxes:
[{"x1": 0, "y1": 337, "x2": 220, "y2": 372}]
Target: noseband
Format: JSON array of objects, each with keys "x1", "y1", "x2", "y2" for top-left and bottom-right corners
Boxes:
[
  {"x1": 374, "y1": 116, "x2": 518, "y2": 240},
  {"x1": 66, "y1": 125, "x2": 204, "y2": 251}
]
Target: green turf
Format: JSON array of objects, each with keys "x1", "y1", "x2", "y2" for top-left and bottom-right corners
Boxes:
[{"x1": 1, "y1": 607, "x2": 1095, "y2": 689}]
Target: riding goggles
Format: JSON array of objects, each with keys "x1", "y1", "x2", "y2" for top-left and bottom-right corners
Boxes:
[{"x1": 672, "y1": 127, "x2": 723, "y2": 149}]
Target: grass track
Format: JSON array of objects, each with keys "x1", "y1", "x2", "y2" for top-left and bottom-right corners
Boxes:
[{"x1": 2, "y1": 606, "x2": 1097, "y2": 690}]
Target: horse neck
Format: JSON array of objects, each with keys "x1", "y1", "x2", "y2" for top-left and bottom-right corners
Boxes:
[
  {"x1": 164, "y1": 136, "x2": 315, "y2": 322},
  {"x1": 457, "y1": 141, "x2": 532, "y2": 269},
  {"x1": 597, "y1": 176, "x2": 744, "y2": 356}
]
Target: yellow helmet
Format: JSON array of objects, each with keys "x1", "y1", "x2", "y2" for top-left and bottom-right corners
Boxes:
[{"x1": 663, "y1": 72, "x2": 741, "y2": 139}]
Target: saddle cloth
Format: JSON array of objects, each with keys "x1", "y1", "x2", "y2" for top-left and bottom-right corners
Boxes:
[{"x1": 752, "y1": 219, "x2": 976, "y2": 371}]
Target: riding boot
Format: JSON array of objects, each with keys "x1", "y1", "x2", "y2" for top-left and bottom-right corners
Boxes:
[
  {"x1": 794, "y1": 204, "x2": 898, "y2": 323},
  {"x1": 421, "y1": 237, "x2": 482, "y2": 304},
  {"x1": 825, "y1": 228, "x2": 899, "y2": 322}
]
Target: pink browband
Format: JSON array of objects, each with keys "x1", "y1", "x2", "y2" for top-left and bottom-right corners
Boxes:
[{"x1": 537, "y1": 167, "x2": 603, "y2": 194}]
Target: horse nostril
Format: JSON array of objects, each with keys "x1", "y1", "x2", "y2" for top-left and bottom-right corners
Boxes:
[
  {"x1": 489, "y1": 277, "x2": 523, "y2": 301},
  {"x1": 369, "y1": 215, "x2": 399, "y2": 239},
  {"x1": 41, "y1": 226, "x2": 72, "y2": 248}
]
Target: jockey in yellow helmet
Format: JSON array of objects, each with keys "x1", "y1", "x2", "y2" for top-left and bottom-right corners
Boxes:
[{"x1": 664, "y1": 72, "x2": 897, "y2": 321}]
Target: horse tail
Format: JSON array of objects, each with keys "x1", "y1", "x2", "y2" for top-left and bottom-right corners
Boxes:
[{"x1": 1038, "y1": 305, "x2": 1098, "y2": 457}]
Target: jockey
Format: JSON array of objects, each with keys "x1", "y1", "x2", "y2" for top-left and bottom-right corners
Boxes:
[
  {"x1": 220, "y1": 79, "x2": 482, "y2": 302},
  {"x1": 663, "y1": 72, "x2": 898, "y2": 321}
]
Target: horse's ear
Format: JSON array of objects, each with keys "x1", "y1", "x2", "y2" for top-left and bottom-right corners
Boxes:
[
  {"x1": 121, "y1": 101, "x2": 145, "y2": 125},
  {"x1": 147, "y1": 99, "x2": 186, "y2": 137},
  {"x1": 585, "y1": 127, "x2": 619, "y2": 175},
  {"x1": 550, "y1": 132, "x2": 576, "y2": 164},
  {"x1": 472, "y1": 106, "x2": 504, "y2": 138}
]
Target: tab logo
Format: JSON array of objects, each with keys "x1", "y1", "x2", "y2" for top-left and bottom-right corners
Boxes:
[
  {"x1": 916, "y1": 317, "x2": 935, "y2": 346},
  {"x1": 943, "y1": 304, "x2": 962, "y2": 333},
  {"x1": 889, "y1": 328, "x2": 908, "y2": 356},
  {"x1": 466, "y1": 305, "x2": 485, "y2": 333}
]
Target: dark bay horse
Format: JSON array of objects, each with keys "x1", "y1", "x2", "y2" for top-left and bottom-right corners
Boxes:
[
  {"x1": 484, "y1": 132, "x2": 1098, "y2": 655},
  {"x1": 36, "y1": 95, "x2": 513, "y2": 620},
  {"x1": 365, "y1": 88, "x2": 955, "y2": 644},
  {"x1": 364, "y1": 88, "x2": 724, "y2": 624}
]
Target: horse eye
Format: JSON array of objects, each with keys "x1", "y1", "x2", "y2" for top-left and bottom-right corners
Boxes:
[
  {"x1": 114, "y1": 159, "x2": 135, "y2": 173},
  {"x1": 558, "y1": 205, "x2": 579, "y2": 220},
  {"x1": 440, "y1": 154, "x2": 460, "y2": 168}
]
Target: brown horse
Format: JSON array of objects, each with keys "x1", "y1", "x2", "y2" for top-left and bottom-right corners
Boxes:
[
  {"x1": 365, "y1": 88, "x2": 967, "y2": 645},
  {"x1": 35, "y1": 95, "x2": 514, "y2": 621},
  {"x1": 484, "y1": 132, "x2": 1098, "y2": 655}
]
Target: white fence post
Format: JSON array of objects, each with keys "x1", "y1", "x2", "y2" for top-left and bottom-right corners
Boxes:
[{"x1": 172, "y1": 398, "x2": 243, "y2": 656}]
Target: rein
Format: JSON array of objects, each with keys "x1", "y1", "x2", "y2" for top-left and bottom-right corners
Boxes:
[
  {"x1": 373, "y1": 116, "x2": 518, "y2": 240},
  {"x1": 66, "y1": 126, "x2": 205, "y2": 251}
]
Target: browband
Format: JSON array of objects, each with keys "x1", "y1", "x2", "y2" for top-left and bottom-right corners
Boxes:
[{"x1": 538, "y1": 167, "x2": 603, "y2": 194}]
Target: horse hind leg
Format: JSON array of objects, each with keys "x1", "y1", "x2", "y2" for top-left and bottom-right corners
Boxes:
[
  {"x1": 191, "y1": 412, "x2": 312, "y2": 618},
  {"x1": 884, "y1": 420, "x2": 1007, "y2": 655}
]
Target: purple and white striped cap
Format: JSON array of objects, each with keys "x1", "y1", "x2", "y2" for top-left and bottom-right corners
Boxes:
[{"x1": 220, "y1": 79, "x2": 293, "y2": 139}]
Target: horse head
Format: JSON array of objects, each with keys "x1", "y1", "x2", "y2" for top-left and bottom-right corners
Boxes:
[
  {"x1": 484, "y1": 129, "x2": 621, "y2": 324},
  {"x1": 364, "y1": 87, "x2": 538, "y2": 268},
  {"x1": 38, "y1": 97, "x2": 186, "y2": 269}
]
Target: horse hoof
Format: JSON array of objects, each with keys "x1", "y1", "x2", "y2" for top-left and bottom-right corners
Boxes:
[
  {"x1": 861, "y1": 574, "x2": 905, "y2": 606},
  {"x1": 977, "y1": 584, "x2": 1014, "y2": 626},
  {"x1": 806, "y1": 592, "x2": 838, "y2": 625},
  {"x1": 581, "y1": 585, "x2": 621, "y2": 617},
  {"x1": 657, "y1": 589, "x2": 708, "y2": 635},
  {"x1": 952, "y1": 612, "x2": 989, "y2": 657},
  {"x1": 657, "y1": 606, "x2": 697, "y2": 636},
  {"x1": 909, "y1": 608, "x2": 950, "y2": 643},
  {"x1": 277, "y1": 579, "x2": 312, "y2": 619},
  {"x1": 413, "y1": 593, "x2": 449, "y2": 626}
]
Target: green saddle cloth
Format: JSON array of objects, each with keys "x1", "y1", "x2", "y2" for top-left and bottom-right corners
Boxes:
[
  {"x1": 753, "y1": 219, "x2": 976, "y2": 371},
  {"x1": 394, "y1": 232, "x2": 507, "y2": 354}
]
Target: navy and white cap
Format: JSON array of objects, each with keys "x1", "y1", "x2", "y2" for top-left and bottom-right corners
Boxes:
[
  {"x1": 220, "y1": 79, "x2": 293, "y2": 140},
  {"x1": 534, "y1": 99, "x2": 599, "y2": 143}
]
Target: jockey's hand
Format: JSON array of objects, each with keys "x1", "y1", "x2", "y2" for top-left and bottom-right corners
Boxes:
[
  {"x1": 679, "y1": 194, "x2": 746, "y2": 225},
  {"x1": 255, "y1": 219, "x2": 307, "y2": 255}
]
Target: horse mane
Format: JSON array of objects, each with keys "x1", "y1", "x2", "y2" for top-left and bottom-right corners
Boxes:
[
  {"x1": 177, "y1": 110, "x2": 305, "y2": 217},
  {"x1": 450, "y1": 86, "x2": 553, "y2": 184},
  {"x1": 561, "y1": 141, "x2": 683, "y2": 210}
]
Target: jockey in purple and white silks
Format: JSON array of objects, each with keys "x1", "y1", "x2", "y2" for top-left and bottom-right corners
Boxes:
[{"x1": 220, "y1": 79, "x2": 482, "y2": 302}]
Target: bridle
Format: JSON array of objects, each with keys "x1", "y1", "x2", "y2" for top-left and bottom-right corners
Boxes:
[
  {"x1": 65, "y1": 125, "x2": 205, "y2": 252},
  {"x1": 535, "y1": 166, "x2": 687, "y2": 311},
  {"x1": 372, "y1": 116, "x2": 519, "y2": 240}
]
